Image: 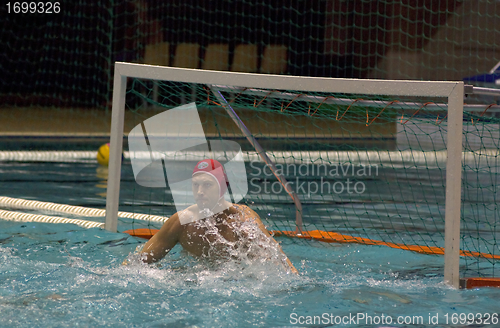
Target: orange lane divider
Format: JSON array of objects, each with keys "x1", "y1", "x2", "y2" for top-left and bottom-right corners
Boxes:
[
  {"x1": 460, "y1": 277, "x2": 500, "y2": 289},
  {"x1": 123, "y1": 228, "x2": 500, "y2": 260},
  {"x1": 124, "y1": 228, "x2": 159, "y2": 239},
  {"x1": 273, "y1": 230, "x2": 500, "y2": 260}
]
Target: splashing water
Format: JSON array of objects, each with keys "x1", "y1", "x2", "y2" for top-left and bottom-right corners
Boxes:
[
  {"x1": 2, "y1": 221, "x2": 499, "y2": 328},
  {"x1": 191, "y1": 213, "x2": 294, "y2": 275},
  {"x1": 125, "y1": 210, "x2": 296, "y2": 277}
]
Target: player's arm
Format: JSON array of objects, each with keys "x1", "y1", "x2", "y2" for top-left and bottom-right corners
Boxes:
[
  {"x1": 139, "y1": 212, "x2": 182, "y2": 264},
  {"x1": 245, "y1": 208, "x2": 299, "y2": 274},
  {"x1": 255, "y1": 217, "x2": 299, "y2": 274}
]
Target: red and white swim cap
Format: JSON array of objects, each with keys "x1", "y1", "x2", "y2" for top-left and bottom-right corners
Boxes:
[{"x1": 192, "y1": 159, "x2": 228, "y2": 198}]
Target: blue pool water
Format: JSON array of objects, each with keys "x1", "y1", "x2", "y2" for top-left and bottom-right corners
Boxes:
[
  {"x1": 0, "y1": 161, "x2": 499, "y2": 327},
  {"x1": 1, "y1": 220, "x2": 499, "y2": 328}
]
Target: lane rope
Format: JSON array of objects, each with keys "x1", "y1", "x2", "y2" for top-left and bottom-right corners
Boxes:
[
  {"x1": 0, "y1": 209, "x2": 103, "y2": 229},
  {"x1": 0, "y1": 196, "x2": 168, "y2": 223}
]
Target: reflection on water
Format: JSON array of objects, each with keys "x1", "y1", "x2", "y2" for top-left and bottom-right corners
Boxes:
[{"x1": 95, "y1": 166, "x2": 108, "y2": 198}]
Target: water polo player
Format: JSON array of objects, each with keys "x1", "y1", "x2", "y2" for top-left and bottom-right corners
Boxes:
[{"x1": 129, "y1": 159, "x2": 298, "y2": 274}]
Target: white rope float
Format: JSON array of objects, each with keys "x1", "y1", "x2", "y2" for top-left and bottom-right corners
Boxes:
[
  {"x1": 0, "y1": 196, "x2": 168, "y2": 223},
  {"x1": 0, "y1": 209, "x2": 104, "y2": 229},
  {"x1": 0, "y1": 151, "x2": 98, "y2": 162},
  {"x1": 0, "y1": 149, "x2": 497, "y2": 167}
]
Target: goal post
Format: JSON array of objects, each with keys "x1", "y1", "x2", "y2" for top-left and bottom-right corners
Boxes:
[
  {"x1": 105, "y1": 70, "x2": 127, "y2": 233},
  {"x1": 443, "y1": 85, "x2": 464, "y2": 289},
  {"x1": 106, "y1": 62, "x2": 465, "y2": 288}
]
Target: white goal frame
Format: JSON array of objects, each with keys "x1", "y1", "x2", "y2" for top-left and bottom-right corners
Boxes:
[{"x1": 106, "y1": 62, "x2": 464, "y2": 288}]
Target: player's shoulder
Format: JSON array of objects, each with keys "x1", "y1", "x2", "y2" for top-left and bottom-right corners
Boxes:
[
  {"x1": 162, "y1": 207, "x2": 195, "y2": 227},
  {"x1": 156, "y1": 210, "x2": 183, "y2": 237},
  {"x1": 183, "y1": 204, "x2": 198, "y2": 214},
  {"x1": 232, "y1": 203, "x2": 261, "y2": 219},
  {"x1": 173, "y1": 205, "x2": 199, "y2": 226},
  {"x1": 232, "y1": 203, "x2": 250, "y2": 212},
  {"x1": 162, "y1": 210, "x2": 181, "y2": 227}
]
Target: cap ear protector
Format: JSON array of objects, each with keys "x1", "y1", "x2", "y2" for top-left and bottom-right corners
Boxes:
[{"x1": 192, "y1": 159, "x2": 229, "y2": 198}]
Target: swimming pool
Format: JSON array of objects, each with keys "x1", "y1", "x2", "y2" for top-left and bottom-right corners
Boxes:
[{"x1": 1, "y1": 160, "x2": 499, "y2": 327}]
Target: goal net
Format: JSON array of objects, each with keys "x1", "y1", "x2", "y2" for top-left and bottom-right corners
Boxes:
[{"x1": 106, "y1": 62, "x2": 500, "y2": 288}]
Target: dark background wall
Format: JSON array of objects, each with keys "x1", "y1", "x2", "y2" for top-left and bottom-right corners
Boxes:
[{"x1": 0, "y1": 0, "x2": 482, "y2": 109}]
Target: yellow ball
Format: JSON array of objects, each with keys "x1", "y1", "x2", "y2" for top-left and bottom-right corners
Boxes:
[{"x1": 97, "y1": 143, "x2": 110, "y2": 166}]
